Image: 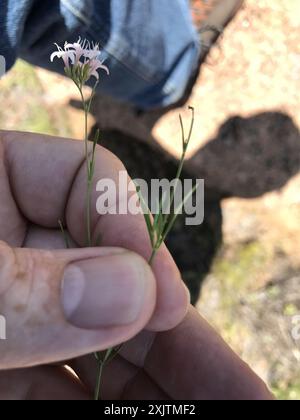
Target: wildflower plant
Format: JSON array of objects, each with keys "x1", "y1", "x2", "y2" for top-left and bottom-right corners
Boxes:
[
  {"x1": 51, "y1": 39, "x2": 109, "y2": 246},
  {"x1": 52, "y1": 38, "x2": 111, "y2": 399},
  {"x1": 51, "y1": 38, "x2": 197, "y2": 400},
  {"x1": 138, "y1": 106, "x2": 197, "y2": 265}
]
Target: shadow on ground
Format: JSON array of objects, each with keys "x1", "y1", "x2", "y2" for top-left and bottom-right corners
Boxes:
[
  {"x1": 89, "y1": 111, "x2": 300, "y2": 304},
  {"x1": 90, "y1": 126, "x2": 223, "y2": 305},
  {"x1": 188, "y1": 112, "x2": 300, "y2": 198}
]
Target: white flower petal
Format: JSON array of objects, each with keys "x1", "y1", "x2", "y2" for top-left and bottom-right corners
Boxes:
[
  {"x1": 99, "y1": 63, "x2": 110, "y2": 75},
  {"x1": 50, "y1": 50, "x2": 65, "y2": 62},
  {"x1": 50, "y1": 39, "x2": 109, "y2": 82}
]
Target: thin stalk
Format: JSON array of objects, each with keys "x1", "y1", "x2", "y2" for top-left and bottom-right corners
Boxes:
[
  {"x1": 79, "y1": 84, "x2": 115, "y2": 401},
  {"x1": 159, "y1": 110, "x2": 194, "y2": 237},
  {"x1": 94, "y1": 361, "x2": 104, "y2": 401},
  {"x1": 86, "y1": 175, "x2": 93, "y2": 247},
  {"x1": 76, "y1": 84, "x2": 93, "y2": 247},
  {"x1": 160, "y1": 148, "x2": 186, "y2": 233},
  {"x1": 83, "y1": 83, "x2": 98, "y2": 247},
  {"x1": 77, "y1": 85, "x2": 89, "y2": 165},
  {"x1": 94, "y1": 347, "x2": 119, "y2": 401},
  {"x1": 84, "y1": 103, "x2": 92, "y2": 248},
  {"x1": 79, "y1": 85, "x2": 107, "y2": 398},
  {"x1": 61, "y1": 52, "x2": 110, "y2": 401},
  {"x1": 149, "y1": 248, "x2": 157, "y2": 266},
  {"x1": 92, "y1": 106, "x2": 195, "y2": 401}
]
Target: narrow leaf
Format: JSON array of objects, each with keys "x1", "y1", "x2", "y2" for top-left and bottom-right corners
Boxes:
[
  {"x1": 162, "y1": 182, "x2": 200, "y2": 243},
  {"x1": 136, "y1": 186, "x2": 154, "y2": 247}
]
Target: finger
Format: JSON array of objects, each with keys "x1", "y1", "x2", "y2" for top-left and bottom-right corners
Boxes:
[
  {"x1": 23, "y1": 225, "x2": 78, "y2": 249},
  {"x1": 1, "y1": 131, "x2": 189, "y2": 330},
  {"x1": 72, "y1": 307, "x2": 273, "y2": 400},
  {"x1": 71, "y1": 354, "x2": 170, "y2": 400},
  {"x1": 0, "y1": 138, "x2": 26, "y2": 246},
  {"x1": 136, "y1": 307, "x2": 273, "y2": 400},
  {"x1": 0, "y1": 241, "x2": 156, "y2": 369},
  {"x1": 0, "y1": 366, "x2": 89, "y2": 400}
]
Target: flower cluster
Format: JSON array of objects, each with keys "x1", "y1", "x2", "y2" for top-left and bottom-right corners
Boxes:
[{"x1": 50, "y1": 38, "x2": 109, "y2": 85}]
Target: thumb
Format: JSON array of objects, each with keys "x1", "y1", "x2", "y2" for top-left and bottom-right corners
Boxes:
[{"x1": 0, "y1": 241, "x2": 156, "y2": 369}]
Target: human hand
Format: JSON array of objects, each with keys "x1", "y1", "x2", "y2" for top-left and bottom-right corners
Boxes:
[
  {"x1": 72, "y1": 306, "x2": 273, "y2": 400},
  {"x1": 0, "y1": 306, "x2": 273, "y2": 400},
  {"x1": 0, "y1": 130, "x2": 189, "y2": 370},
  {"x1": 0, "y1": 131, "x2": 271, "y2": 400}
]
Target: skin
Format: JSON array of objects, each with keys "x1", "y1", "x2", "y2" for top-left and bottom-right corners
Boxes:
[{"x1": 0, "y1": 131, "x2": 273, "y2": 400}]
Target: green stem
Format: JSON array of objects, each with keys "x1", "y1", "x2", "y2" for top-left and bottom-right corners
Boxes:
[
  {"x1": 94, "y1": 361, "x2": 104, "y2": 401},
  {"x1": 78, "y1": 87, "x2": 89, "y2": 163},
  {"x1": 73, "y1": 81, "x2": 110, "y2": 400},
  {"x1": 159, "y1": 109, "x2": 193, "y2": 238},
  {"x1": 76, "y1": 85, "x2": 92, "y2": 247},
  {"x1": 159, "y1": 150, "x2": 187, "y2": 238},
  {"x1": 86, "y1": 178, "x2": 93, "y2": 247},
  {"x1": 149, "y1": 248, "x2": 157, "y2": 266}
]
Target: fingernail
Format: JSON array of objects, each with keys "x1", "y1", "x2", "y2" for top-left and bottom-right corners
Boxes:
[{"x1": 62, "y1": 253, "x2": 149, "y2": 329}]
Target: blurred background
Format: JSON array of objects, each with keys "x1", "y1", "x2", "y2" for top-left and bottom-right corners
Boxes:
[{"x1": 1, "y1": 0, "x2": 300, "y2": 399}]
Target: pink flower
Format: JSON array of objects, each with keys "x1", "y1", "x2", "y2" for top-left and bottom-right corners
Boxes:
[
  {"x1": 50, "y1": 38, "x2": 109, "y2": 83},
  {"x1": 64, "y1": 38, "x2": 88, "y2": 64},
  {"x1": 50, "y1": 43, "x2": 75, "y2": 68},
  {"x1": 86, "y1": 57, "x2": 109, "y2": 80}
]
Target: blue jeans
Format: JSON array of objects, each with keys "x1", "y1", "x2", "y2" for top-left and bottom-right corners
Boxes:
[{"x1": 0, "y1": 0, "x2": 200, "y2": 109}]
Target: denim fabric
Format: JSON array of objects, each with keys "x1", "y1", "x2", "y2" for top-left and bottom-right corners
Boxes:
[{"x1": 0, "y1": 0, "x2": 200, "y2": 108}]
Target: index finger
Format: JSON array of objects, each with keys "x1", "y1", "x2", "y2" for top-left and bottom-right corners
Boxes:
[
  {"x1": 0, "y1": 130, "x2": 189, "y2": 331},
  {"x1": 71, "y1": 307, "x2": 273, "y2": 400}
]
